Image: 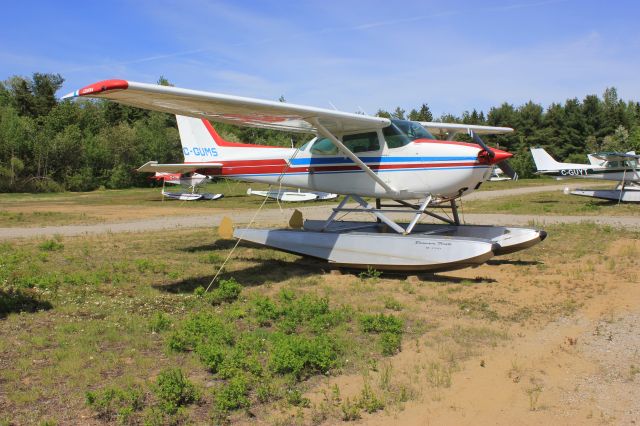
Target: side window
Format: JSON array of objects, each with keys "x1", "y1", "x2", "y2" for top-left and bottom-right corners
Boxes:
[
  {"x1": 310, "y1": 132, "x2": 380, "y2": 155},
  {"x1": 310, "y1": 138, "x2": 338, "y2": 155},
  {"x1": 343, "y1": 132, "x2": 380, "y2": 153},
  {"x1": 382, "y1": 124, "x2": 411, "y2": 149}
]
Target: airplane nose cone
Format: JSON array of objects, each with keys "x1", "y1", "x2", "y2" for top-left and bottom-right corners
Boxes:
[
  {"x1": 491, "y1": 148, "x2": 513, "y2": 164},
  {"x1": 478, "y1": 148, "x2": 513, "y2": 164}
]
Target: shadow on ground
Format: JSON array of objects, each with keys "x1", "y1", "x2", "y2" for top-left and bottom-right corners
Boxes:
[
  {"x1": 0, "y1": 289, "x2": 52, "y2": 319},
  {"x1": 153, "y1": 257, "x2": 326, "y2": 293},
  {"x1": 179, "y1": 239, "x2": 237, "y2": 252},
  {"x1": 486, "y1": 259, "x2": 542, "y2": 266}
]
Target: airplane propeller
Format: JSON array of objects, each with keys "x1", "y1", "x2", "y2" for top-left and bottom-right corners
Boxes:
[{"x1": 469, "y1": 130, "x2": 519, "y2": 181}]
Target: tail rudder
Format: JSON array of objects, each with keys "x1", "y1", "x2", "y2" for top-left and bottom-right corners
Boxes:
[
  {"x1": 176, "y1": 115, "x2": 227, "y2": 162},
  {"x1": 176, "y1": 115, "x2": 284, "y2": 162},
  {"x1": 530, "y1": 147, "x2": 563, "y2": 171}
]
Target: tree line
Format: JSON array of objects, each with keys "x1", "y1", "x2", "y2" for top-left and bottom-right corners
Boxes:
[{"x1": 1, "y1": 73, "x2": 639, "y2": 192}]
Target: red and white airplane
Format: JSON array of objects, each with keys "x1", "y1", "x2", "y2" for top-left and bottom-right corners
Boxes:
[{"x1": 64, "y1": 79, "x2": 545, "y2": 271}]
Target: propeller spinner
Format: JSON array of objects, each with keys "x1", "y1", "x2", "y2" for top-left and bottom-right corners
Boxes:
[{"x1": 470, "y1": 130, "x2": 518, "y2": 181}]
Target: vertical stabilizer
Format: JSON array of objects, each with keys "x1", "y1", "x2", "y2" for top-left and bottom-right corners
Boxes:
[
  {"x1": 530, "y1": 147, "x2": 564, "y2": 171},
  {"x1": 176, "y1": 115, "x2": 225, "y2": 162}
]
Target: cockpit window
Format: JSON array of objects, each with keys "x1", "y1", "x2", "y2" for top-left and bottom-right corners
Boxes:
[
  {"x1": 383, "y1": 119, "x2": 435, "y2": 148},
  {"x1": 310, "y1": 132, "x2": 380, "y2": 155}
]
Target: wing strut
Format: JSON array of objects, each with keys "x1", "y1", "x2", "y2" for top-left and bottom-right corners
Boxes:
[{"x1": 310, "y1": 118, "x2": 398, "y2": 196}]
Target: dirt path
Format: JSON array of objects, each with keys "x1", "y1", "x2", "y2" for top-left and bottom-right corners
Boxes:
[
  {"x1": 3, "y1": 208, "x2": 640, "y2": 240},
  {"x1": 365, "y1": 257, "x2": 640, "y2": 425},
  {"x1": 1, "y1": 181, "x2": 638, "y2": 240}
]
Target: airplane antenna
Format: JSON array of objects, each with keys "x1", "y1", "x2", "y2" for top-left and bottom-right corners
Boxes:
[
  {"x1": 357, "y1": 106, "x2": 369, "y2": 115},
  {"x1": 328, "y1": 101, "x2": 338, "y2": 111}
]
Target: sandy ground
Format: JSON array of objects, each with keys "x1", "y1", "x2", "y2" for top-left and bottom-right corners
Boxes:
[{"x1": 365, "y1": 271, "x2": 640, "y2": 425}]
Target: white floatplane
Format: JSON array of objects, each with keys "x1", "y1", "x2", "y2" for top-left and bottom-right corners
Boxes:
[
  {"x1": 153, "y1": 172, "x2": 223, "y2": 201},
  {"x1": 63, "y1": 80, "x2": 546, "y2": 271},
  {"x1": 531, "y1": 147, "x2": 640, "y2": 202}
]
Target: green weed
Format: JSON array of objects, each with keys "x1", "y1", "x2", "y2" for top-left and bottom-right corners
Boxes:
[
  {"x1": 38, "y1": 239, "x2": 64, "y2": 252},
  {"x1": 383, "y1": 297, "x2": 403, "y2": 311},
  {"x1": 149, "y1": 312, "x2": 172, "y2": 333},
  {"x1": 85, "y1": 384, "x2": 144, "y2": 422},
  {"x1": 206, "y1": 278, "x2": 242, "y2": 305},
  {"x1": 153, "y1": 368, "x2": 200, "y2": 415}
]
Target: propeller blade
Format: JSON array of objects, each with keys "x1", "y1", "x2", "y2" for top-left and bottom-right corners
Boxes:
[
  {"x1": 497, "y1": 161, "x2": 518, "y2": 181},
  {"x1": 469, "y1": 130, "x2": 494, "y2": 159}
]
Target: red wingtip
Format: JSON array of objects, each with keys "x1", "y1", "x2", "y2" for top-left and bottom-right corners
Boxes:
[{"x1": 78, "y1": 79, "x2": 128, "y2": 96}]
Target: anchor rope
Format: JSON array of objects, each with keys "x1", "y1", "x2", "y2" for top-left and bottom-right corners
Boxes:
[{"x1": 205, "y1": 143, "x2": 304, "y2": 292}]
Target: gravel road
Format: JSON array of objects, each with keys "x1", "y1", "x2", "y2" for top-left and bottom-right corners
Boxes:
[{"x1": 2, "y1": 183, "x2": 637, "y2": 240}]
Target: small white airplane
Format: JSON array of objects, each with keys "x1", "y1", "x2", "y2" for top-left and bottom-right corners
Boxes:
[
  {"x1": 153, "y1": 172, "x2": 221, "y2": 201},
  {"x1": 489, "y1": 167, "x2": 513, "y2": 182},
  {"x1": 63, "y1": 79, "x2": 546, "y2": 271},
  {"x1": 531, "y1": 147, "x2": 640, "y2": 202}
]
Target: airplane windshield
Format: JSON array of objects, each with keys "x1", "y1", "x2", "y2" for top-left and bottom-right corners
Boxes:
[{"x1": 383, "y1": 119, "x2": 434, "y2": 148}]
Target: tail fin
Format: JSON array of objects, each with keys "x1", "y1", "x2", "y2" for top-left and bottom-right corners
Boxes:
[
  {"x1": 176, "y1": 115, "x2": 283, "y2": 162},
  {"x1": 176, "y1": 115, "x2": 225, "y2": 162},
  {"x1": 530, "y1": 147, "x2": 563, "y2": 171}
]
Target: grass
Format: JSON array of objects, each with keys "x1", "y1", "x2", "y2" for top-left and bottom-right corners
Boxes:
[
  {"x1": 464, "y1": 189, "x2": 640, "y2": 216},
  {"x1": 0, "y1": 180, "x2": 337, "y2": 227},
  {"x1": 0, "y1": 177, "x2": 606, "y2": 228},
  {"x1": 0, "y1": 221, "x2": 638, "y2": 423}
]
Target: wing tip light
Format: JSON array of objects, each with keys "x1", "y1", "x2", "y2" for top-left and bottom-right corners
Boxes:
[{"x1": 62, "y1": 79, "x2": 129, "y2": 100}]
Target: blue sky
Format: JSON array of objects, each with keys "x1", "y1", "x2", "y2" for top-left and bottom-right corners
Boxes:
[{"x1": 1, "y1": 0, "x2": 638, "y2": 116}]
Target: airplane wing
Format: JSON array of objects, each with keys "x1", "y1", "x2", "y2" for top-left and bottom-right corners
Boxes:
[
  {"x1": 591, "y1": 152, "x2": 640, "y2": 162},
  {"x1": 62, "y1": 79, "x2": 390, "y2": 135},
  {"x1": 420, "y1": 122, "x2": 513, "y2": 138},
  {"x1": 138, "y1": 161, "x2": 222, "y2": 173}
]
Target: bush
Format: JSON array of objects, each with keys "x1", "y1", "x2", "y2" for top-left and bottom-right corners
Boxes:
[
  {"x1": 379, "y1": 332, "x2": 402, "y2": 356},
  {"x1": 214, "y1": 376, "x2": 249, "y2": 412},
  {"x1": 194, "y1": 286, "x2": 205, "y2": 298},
  {"x1": 153, "y1": 368, "x2": 199, "y2": 415},
  {"x1": 167, "y1": 313, "x2": 234, "y2": 352},
  {"x1": 269, "y1": 333, "x2": 338, "y2": 379},
  {"x1": 196, "y1": 341, "x2": 225, "y2": 373},
  {"x1": 359, "y1": 313, "x2": 403, "y2": 334},
  {"x1": 253, "y1": 295, "x2": 279, "y2": 326},
  {"x1": 85, "y1": 385, "x2": 144, "y2": 422},
  {"x1": 207, "y1": 278, "x2": 242, "y2": 305},
  {"x1": 66, "y1": 166, "x2": 98, "y2": 191},
  {"x1": 108, "y1": 164, "x2": 133, "y2": 189}
]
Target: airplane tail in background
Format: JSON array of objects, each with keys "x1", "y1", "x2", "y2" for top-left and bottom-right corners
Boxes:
[{"x1": 530, "y1": 147, "x2": 564, "y2": 171}]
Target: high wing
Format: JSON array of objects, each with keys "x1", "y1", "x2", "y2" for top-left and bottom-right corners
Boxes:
[
  {"x1": 591, "y1": 152, "x2": 640, "y2": 162},
  {"x1": 62, "y1": 80, "x2": 390, "y2": 135},
  {"x1": 138, "y1": 161, "x2": 222, "y2": 174},
  {"x1": 420, "y1": 122, "x2": 513, "y2": 139}
]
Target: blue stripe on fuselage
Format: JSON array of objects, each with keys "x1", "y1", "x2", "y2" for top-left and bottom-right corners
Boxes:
[
  {"x1": 289, "y1": 156, "x2": 478, "y2": 166},
  {"x1": 232, "y1": 165, "x2": 488, "y2": 178}
]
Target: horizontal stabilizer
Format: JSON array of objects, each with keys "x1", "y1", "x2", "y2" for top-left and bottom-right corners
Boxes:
[{"x1": 138, "y1": 161, "x2": 222, "y2": 173}]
